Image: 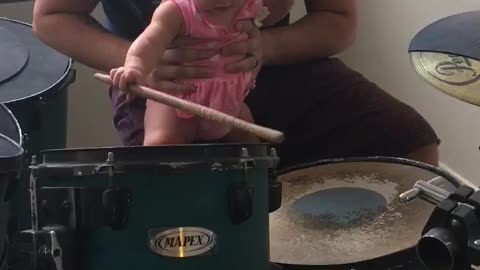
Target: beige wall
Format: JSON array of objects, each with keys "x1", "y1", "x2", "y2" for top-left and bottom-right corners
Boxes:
[
  {"x1": 336, "y1": 1, "x2": 480, "y2": 184},
  {"x1": 2, "y1": 1, "x2": 480, "y2": 183}
]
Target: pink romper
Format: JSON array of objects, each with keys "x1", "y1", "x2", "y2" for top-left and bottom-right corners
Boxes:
[{"x1": 162, "y1": 0, "x2": 265, "y2": 140}]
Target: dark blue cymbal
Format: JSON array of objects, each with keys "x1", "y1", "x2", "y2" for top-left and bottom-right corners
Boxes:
[{"x1": 409, "y1": 10, "x2": 480, "y2": 61}]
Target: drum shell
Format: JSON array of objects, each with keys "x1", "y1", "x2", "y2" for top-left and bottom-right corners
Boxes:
[{"x1": 33, "y1": 145, "x2": 277, "y2": 270}]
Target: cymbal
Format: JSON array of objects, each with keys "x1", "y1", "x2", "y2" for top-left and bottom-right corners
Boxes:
[
  {"x1": 409, "y1": 11, "x2": 480, "y2": 106},
  {"x1": 409, "y1": 51, "x2": 480, "y2": 107},
  {"x1": 269, "y1": 157, "x2": 456, "y2": 266}
]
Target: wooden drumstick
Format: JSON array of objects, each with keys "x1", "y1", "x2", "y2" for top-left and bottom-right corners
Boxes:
[{"x1": 94, "y1": 73, "x2": 285, "y2": 143}]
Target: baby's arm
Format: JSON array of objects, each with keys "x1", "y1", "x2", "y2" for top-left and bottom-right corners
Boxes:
[{"x1": 111, "y1": 1, "x2": 184, "y2": 90}]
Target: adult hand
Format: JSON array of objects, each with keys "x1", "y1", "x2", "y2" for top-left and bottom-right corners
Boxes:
[
  {"x1": 222, "y1": 20, "x2": 263, "y2": 75},
  {"x1": 145, "y1": 37, "x2": 218, "y2": 93}
]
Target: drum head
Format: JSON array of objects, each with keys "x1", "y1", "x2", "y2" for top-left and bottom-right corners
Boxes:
[
  {"x1": 0, "y1": 18, "x2": 70, "y2": 103},
  {"x1": 0, "y1": 26, "x2": 28, "y2": 84},
  {"x1": 269, "y1": 157, "x2": 457, "y2": 266}
]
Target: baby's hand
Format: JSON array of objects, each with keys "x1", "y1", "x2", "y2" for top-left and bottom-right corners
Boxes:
[{"x1": 110, "y1": 67, "x2": 145, "y2": 93}]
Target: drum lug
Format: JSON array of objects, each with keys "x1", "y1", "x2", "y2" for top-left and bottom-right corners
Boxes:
[
  {"x1": 102, "y1": 152, "x2": 130, "y2": 230},
  {"x1": 227, "y1": 148, "x2": 255, "y2": 225},
  {"x1": 268, "y1": 148, "x2": 281, "y2": 213}
]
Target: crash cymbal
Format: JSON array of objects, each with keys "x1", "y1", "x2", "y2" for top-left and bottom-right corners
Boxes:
[
  {"x1": 269, "y1": 157, "x2": 457, "y2": 266},
  {"x1": 409, "y1": 11, "x2": 480, "y2": 106}
]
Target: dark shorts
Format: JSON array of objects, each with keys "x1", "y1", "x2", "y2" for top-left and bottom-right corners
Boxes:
[{"x1": 108, "y1": 58, "x2": 440, "y2": 169}]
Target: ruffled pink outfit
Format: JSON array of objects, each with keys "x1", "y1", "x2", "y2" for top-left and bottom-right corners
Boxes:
[{"x1": 162, "y1": 0, "x2": 264, "y2": 140}]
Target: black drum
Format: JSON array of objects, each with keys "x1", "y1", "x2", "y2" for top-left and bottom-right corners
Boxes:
[
  {"x1": 0, "y1": 133, "x2": 24, "y2": 270},
  {"x1": 0, "y1": 17, "x2": 75, "y2": 232},
  {"x1": 269, "y1": 157, "x2": 460, "y2": 270}
]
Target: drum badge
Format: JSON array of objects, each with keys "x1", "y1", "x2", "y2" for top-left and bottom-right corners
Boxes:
[{"x1": 148, "y1": 227, "x2": 216, "y2": 258}]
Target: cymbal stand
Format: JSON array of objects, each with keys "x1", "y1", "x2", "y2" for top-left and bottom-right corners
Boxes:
[{"x1": 400, "y1": 180, "x2": 480, "y2": 270}]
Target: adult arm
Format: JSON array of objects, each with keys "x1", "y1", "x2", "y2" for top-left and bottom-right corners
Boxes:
[{"x1": 32, "y1": 0, "x2": 130, "y2": 72}]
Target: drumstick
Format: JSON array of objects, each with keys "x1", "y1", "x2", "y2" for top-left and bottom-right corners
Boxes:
[{"x1": 94, "y1": 73, "x2": 285, "y2": 143}]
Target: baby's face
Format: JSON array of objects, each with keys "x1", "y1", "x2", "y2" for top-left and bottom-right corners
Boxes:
[
  {"x1": 194, "y1": 0, "x2": 246, "y2": 15},
  {"x1": 192, "y1": 0, "x2": 294, "y2": 26}
]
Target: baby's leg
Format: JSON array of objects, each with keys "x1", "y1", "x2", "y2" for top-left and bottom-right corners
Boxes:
[
  {"x1": 223, "y1": 103, "x2": 259, "y2": 143},
  {"x1": 143, "y1": 99, "x2": 197, "y2": 146}
]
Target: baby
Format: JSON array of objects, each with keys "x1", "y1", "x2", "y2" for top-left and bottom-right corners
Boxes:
[{"x1": 110, "y1": 0, "x2": 293, "y2": 146}]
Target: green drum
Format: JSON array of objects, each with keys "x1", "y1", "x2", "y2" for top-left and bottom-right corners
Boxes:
[
  {"x1": 19, "y1": 144, "x2": 280, "y2": 270},
  {"x1": 0, "y1": 17, "x2": 75, "y2": 231}
]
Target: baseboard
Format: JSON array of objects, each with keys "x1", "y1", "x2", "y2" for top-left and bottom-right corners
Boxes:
[{"x1": 439, "y1": 161, "x2": 477, "y2": 188}]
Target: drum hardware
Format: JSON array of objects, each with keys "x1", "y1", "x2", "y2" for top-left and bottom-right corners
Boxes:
[
  {"x1": 399, "y1": 176, "x2": 452, "y2": 205},
  {"x1": 228, "y1": 148, "x2": 255, "y2": 225},
  {"x1": 401, "y1": 181, "x2": 480, "y2": 270},
  {"x1": 268, "y1": 148, "x2": 281, "y2": 213},
  {"x1": 19, "y1": 226, "x2": 74, "y2": 270},
  {"x1": 101, "y1": 152, "x2": 130, "y2": 230}
]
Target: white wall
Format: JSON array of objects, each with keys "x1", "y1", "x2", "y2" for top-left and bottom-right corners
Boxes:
[{"x1": 2, "y1": 1, "x2": 480, "y2": 184}]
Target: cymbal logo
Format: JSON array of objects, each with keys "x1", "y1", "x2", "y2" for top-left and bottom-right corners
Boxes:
[{"x1": 432, "y1": 54, "x2": 480, "y2": 86}]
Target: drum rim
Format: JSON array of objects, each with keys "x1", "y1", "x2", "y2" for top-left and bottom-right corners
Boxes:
[
  {"x1": 32, "y1": 143, "x2": 278, "y2": 171},
  {"x1": 0, "y1": 103, "x2": 22, "y2": 146},
  {"x1": 277, "y1": 156, "x2": 462, "y2": 188},
  {"x1": 0, "y1": 17, "x2": 74, "y2": 104},
  {"x1": 0, "y1": 133, "x2": 24, "y2": 172}
]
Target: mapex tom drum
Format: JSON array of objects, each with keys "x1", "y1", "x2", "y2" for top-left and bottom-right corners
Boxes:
[
  {"x1": 269, "y1": 157, "x2": 460, "y2": 270},
  {"x1": 17, "y1": 144, "x2": 280, "y2": 270},
  {"x1": 0, "y1": 17, "x2": 75, "y2": 231}
]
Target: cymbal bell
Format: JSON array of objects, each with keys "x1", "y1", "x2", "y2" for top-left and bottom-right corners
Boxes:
[{"x1": 409, "y1": 11, "x2": 480, "y2": 106}]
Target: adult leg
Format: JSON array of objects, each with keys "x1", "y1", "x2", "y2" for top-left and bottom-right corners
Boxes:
[
  {"x1": 246, "y1": 58, "x2": 440, "y2": 169},
  {"x1": 406, "y1": 143, "x2": 439, "y2": 166}
]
